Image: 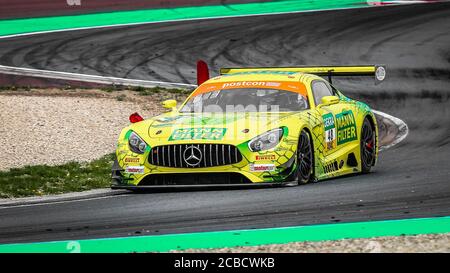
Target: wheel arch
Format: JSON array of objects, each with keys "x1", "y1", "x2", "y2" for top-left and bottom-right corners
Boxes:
[
  {"x1": 297, "y1": 125, "x2": 314, "y2": 150},
  {"x1": 363, "y1": 112, "x2": 379, "y2": 150},
  {"x1": 298, "y1": 125, "x2": 316, "y2": 181},
  {"x1": 362, "y1": 112, "x2": 379, "y2": 167},
  {"x1": 364, "y1": 113, "x2": 376, "y2": 132}
]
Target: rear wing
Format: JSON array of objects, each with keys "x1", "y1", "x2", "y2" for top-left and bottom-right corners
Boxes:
[{"x1": 219, "y1": 65, "x2": 386, "y2": 84}]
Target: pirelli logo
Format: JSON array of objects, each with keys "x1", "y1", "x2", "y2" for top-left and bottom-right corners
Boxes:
[{"x1": 255, "y1": 155, "x2": 276, "y2": 161}]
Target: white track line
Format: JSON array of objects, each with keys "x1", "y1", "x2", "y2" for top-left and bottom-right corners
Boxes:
[
  {"x1": 0, "y1": 65, "x2": 196, "y2": 89},
  {"x1": 0, "y1": 195, "x2": 132, "y2": 210},
  {"x1": 368, "y1": 0, "x2": 436, "y2": 4}
]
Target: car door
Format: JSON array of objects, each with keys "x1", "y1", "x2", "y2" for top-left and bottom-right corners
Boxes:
[{"x1": 311, "y1": 80, "x2": 355, "y2": 157}]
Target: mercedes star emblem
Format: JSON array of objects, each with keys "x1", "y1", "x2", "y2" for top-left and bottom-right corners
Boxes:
[{"x1": 183, "y1": 145, "x2": 202, "y2": 167}]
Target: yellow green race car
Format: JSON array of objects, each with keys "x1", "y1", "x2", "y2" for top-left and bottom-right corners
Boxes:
[{"x1": 111, "y1": 64, "x2": 386, "y2": 189}]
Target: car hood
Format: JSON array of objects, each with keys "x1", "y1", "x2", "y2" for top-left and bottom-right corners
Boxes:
[{"x1": 133, "y1": 111, "x2": 300, "y2": 144}]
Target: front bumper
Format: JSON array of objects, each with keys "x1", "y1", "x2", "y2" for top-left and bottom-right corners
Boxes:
[
  {"x1": 111, "y1": 182, "x2": 293, "y2": 190},
  {"x1": 113, "y1": 131, "x2": 299, "y2": 187},
  {"x1": 111, "y1": 152, "x2": 298, "y2": 188}
]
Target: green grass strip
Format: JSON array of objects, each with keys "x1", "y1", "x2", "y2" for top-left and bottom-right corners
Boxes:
[
  {"x1": 0, "y1": 0, "x2": 368, "y2": 37},
  {"x1": 0, "y1": 216, "x2": 449, "y2": 253},
  {"x1": 0, "y1": 154, "x2": 114, "y2": 198}
]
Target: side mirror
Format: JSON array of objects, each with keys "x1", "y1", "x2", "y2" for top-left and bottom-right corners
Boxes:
[
  {"x1": 162, "y1": 99, "x2": 177, "y2": 111},
  {"x1": 320, "y1": 96, "x2": 340, "y2": 106}
]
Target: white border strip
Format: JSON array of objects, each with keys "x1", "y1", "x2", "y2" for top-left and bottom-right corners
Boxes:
[{"x1": 0, "y1": 65, "x2": 196, "y2": 89}]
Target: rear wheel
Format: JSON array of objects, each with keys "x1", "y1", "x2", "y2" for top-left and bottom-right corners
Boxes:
[
  {"x1": 361, "y1": 118, "x2": 376, "y2": 173},
  {"x1": 297, "y1": 130, "x2": 314, "y2": 184}
]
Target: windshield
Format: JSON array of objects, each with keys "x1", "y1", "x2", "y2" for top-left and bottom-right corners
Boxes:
[{"x1": 180, "y1": 88, "x2": 309, "y2": 113}]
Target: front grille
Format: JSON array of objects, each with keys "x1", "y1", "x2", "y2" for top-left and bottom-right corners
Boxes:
[
  {"x1": 149, "y1": 144, "x2": 243, "y2": 168},
  {"x1": 139, "y1": 173, "x2": 252, "y2": 186}
]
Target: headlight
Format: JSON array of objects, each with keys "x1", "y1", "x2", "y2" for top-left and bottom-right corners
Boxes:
[
  {"x1": 128, "y1": 131, "x2": 148, "y2": 154},
  {"x1": 248, "y1": 128, "x2": 283, "y2": 152}
]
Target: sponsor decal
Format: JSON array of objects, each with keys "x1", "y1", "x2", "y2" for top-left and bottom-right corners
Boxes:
[
  {"x1": 255, "y1": 154, "x2": 276, "y2": 161},
  {"x1": 335, "y1": 110, "x2": 357, "y2": 145},
  {"x1": 124, "y1": 157, "x2": 140, "y2": 163},
  {"x1": 222, "y1": 81, "x2": 266, "y2": 89},
  {"x1": 152, "y1": 123, "x2": 174, "y2": 128},
  {"x1": 250, "y1": 164, "x2": 276, "y2": 172},
  {"x1": 169, "y1": 128, "x2": 227, "y2": 141},
  {"x1": 152, "y1": 116, "x2": 183, "y2": 128},
  {"x1": 125, "y1": 166, "x2": 144, "y2": 174},
  {"x1": 323, "y1": 113, "x2": 337, "y2": 151}
]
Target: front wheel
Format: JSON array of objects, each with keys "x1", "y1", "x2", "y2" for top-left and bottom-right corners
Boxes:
[
  {"x1": 297, "y1": 130, "x2": 314, "y2": 184},
  {"x1": 360, "y1": 118, "x2": 376, "y2": 173}
]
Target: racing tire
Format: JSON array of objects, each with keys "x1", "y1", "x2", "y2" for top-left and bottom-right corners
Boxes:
[
  {"x1": 297, "y1": 130, "x2": 314, "y2": 184},
  {"x1": 360, "y1": 117, "x2": 376, "y2": 174}
]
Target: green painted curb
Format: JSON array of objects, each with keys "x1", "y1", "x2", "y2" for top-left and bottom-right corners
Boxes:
[
  {"x1": 0, "y1": 216, "x2": 449, "y2": 253},
  {"x1": 0, "y1": 0, "x2": 369, "y2": 37}
]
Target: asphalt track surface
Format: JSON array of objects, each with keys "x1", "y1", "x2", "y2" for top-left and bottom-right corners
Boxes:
[{"x1": 0, "y1": 3, "x2": 449, "y2": 244}]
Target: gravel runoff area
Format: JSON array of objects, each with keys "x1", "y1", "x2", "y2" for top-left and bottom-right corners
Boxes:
[
  {"x1": 177, "y1": 233, "x2": 450, "y2": 253},
  {"x1": 0, "y1": 88, "x2": 186, "y2": 171}
]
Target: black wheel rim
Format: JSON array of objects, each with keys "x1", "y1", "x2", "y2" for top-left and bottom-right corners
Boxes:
[
  {"x1": 361, "y1": 121, "x2": 375, "y2": 168},
  {"x1": 298, "y1": 132, "x2": 313, "y2": 181}
]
